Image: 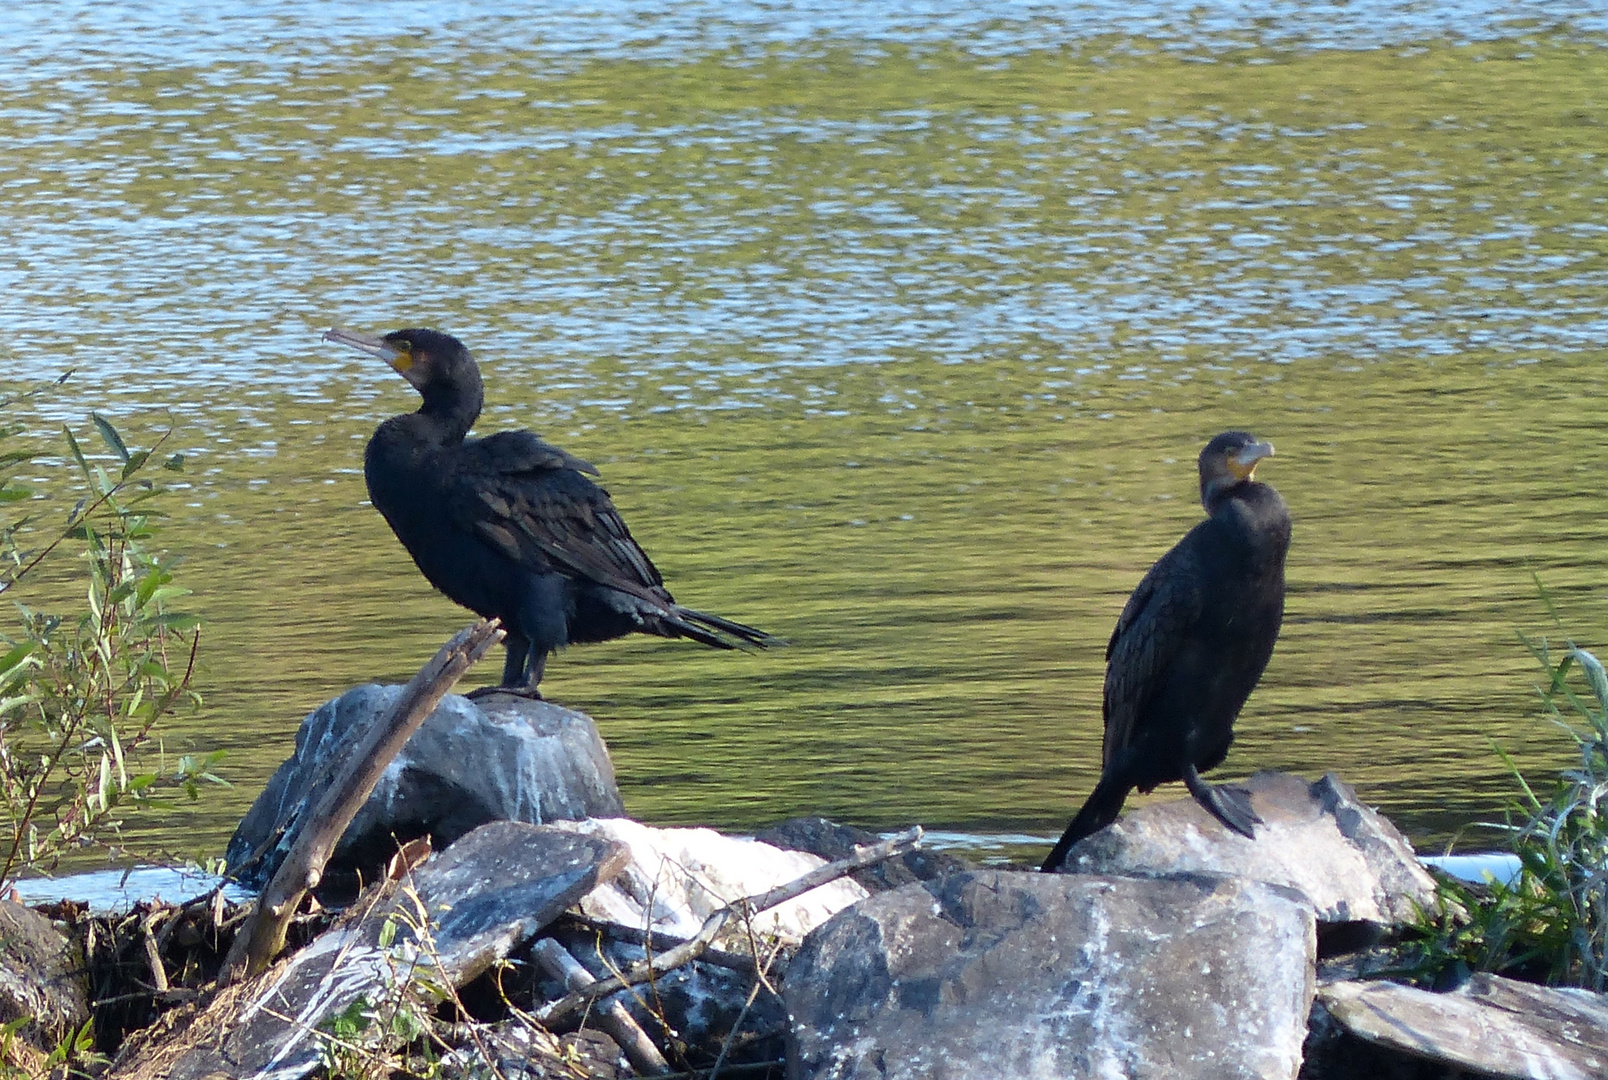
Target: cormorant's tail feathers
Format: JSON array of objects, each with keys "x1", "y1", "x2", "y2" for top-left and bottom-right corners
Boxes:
[
  {"x1": 1041, "y1": 776, "x2": 1129, "y2": 872},
  {"x1": 657, "y1": 604, "x2": 784, "y2": 651}
]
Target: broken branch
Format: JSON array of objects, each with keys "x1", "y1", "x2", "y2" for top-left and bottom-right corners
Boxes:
[
  {"x1": 531, "y1": 938, "x2": 670, "y2": 1076},
  {"x1": 220, "y1": 619, "x2": 504, "y2": 981},
  {"x1": 537, "y1": 825, "x2": 922, "y2": 1027}
]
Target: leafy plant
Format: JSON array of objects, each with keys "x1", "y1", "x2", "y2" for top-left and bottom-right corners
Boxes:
[
  {"x1": 1409, "y1": 637, "x2": 1608, "y2": 989},
  {"x1": 315, "y1": 899, "x2": 450, "y2": 1080},
  {"x1": 319, "y1": 992, "x2": 440, "y2": 1080},
  {"x1": 0, "y1": 395, "x2": 220, "y2": 889}
]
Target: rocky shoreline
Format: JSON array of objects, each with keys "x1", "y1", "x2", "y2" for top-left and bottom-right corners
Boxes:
[{"x1": 3, "y1": 687, "x2": 1604, "y2": 1080}]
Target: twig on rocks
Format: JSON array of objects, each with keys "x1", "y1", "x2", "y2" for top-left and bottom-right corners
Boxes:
[
  {"x1": 706, "y1": 935, "x2": 783, "y2": 1080},
  {"x1": 537, "y1": 825, "x2": 922, "y2": 1027},
  {"x1": 219, "y1": 619, "x2": 504, "y2": 982},
  {"x1": 561, "y1": 915, "x2": 760, "y2": 976},
  {"x1": 89, "y1": 987, "x2": 198, "y2": 1009},
  {"x1": 139, "y1": 908, "x2": 170, "y2": 993},
  {"x1": 531, "y1": 938, "x2": 671, "y2": 1076}
]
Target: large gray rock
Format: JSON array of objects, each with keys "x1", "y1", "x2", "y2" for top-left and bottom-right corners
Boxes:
[
  {"x1": 1308, "y1": 975, "x2": 1608, "y2": 1080},
  {"x1": 226, "y1": 685, "x2": 624, "y2": 888},
  {"x1": 1051, "y1": 771, "x2": 1436, "y2": 928},
  {"x1": 114, "y1": 821, "x2": 629, "y2": 1080},
  {"x1": 0, "y1": 900, "x2": 89, "y2": 1050},
  {"x1": 784, "y1": 870, "x2": 1316, "y2": 1080}
]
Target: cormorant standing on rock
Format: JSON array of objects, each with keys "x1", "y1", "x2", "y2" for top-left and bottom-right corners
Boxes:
[
  {"x1": 325, "y1": 326, "x2": 779, "y2": 697},
  {"x1": 1042, "y1": 431, "x2": 1291, "y2": 872}
]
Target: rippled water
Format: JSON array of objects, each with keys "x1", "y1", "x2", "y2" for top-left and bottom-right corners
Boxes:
[{"x1": 4, "y1": 1, "x2": 1608, "y2": 866}]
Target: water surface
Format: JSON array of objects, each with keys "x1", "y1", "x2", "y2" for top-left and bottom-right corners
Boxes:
[{"x1": 3, "y1": 2, "x2": 1608, "y2": 865}]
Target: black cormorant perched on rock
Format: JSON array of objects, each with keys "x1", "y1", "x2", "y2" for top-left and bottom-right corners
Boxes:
[
  {"x1": 325, "y1": 326, "x2": 779, "y2": 696},
  {"x1": 1041, "y1": 431, "x2": 1291, "y2": 872}
]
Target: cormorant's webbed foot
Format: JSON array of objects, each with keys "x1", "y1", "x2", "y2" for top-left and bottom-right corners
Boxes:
[
  {"x1": 1183, "y1": 766, "x2": 1262, "y2": 839},
  {"x1": 466, "y1": 684, "x2": 544, "y2": 701}
]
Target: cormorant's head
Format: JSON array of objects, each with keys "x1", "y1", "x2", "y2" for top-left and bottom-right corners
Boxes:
[
  {"x1": 324, "y1": 327, "x2": 484, "y2": 427},
  {"x1": 323, "y1": 327, "x2": 475, "y2": 391},
  {"x1": 1198, "y1": 430, "x2": 1275, "y2": 509}
]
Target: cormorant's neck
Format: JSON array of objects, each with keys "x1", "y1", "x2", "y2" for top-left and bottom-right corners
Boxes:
[
  {"x1": 415, "y1": 381, "x2": 482, "y2": 444},
  {"x1": 1202, "y1": 477, "x2": 1257, "y2": 515}
]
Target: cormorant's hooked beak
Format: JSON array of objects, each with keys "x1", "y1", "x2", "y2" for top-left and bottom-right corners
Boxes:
[
  {"x1": 1228, "y1": 440, "x2": 1275, "y2": 481},
  {"x1": 323, "y1": 327, "x2": 413, "y2": 375}
]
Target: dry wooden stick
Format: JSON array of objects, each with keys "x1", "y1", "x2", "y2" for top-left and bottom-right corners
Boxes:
[
  {"x1": 530, "y1": 939, "x2": 671, "y2": 1076},
  {"x1": 220, "y1": 619, "x2": 504, "y2": 982},
  {"x1": 562, "y1": 915, "x2": 759, "y2": 976},
  {"x1": 705, "y1": 934, "x2": 783, "y2": 1079},
  {"x1": 537, "y1": 825, "x2": 923, "y2": 1027},
  {"x1": 139, "y1": 908, "x2": 170, "y2": 993}
]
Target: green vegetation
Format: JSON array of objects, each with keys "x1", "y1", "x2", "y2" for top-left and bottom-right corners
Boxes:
[
  {"x1": 0, "y1": 387, "x2": 221, "y2": 888},
  {"x1": 315, "y1": 900, "x2": 515, "y2": 1080},
  {"x1": 1411, "y1": 639, "x2": 1608, "y2": 990},
  {"x1": 319, "y1": 991, "x2": 439, "y2": 1080}
]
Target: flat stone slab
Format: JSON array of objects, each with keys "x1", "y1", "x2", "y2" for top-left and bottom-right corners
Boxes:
[
  {"x1": 112, "y1": 821, "x2": 627, "y2": 1080},
  {"x1": 785, "y1": 869, "x2": 1316, "y2": 1080},
  {"x1": 227, "y1": 685, "x2": 624, "y2": 888},
  {"x1": 1317, "y1": 974, "x2": 1608, "y2": 1080},
  {"x1": 14, "y1": 865, "x2": 254, "y2": 916},
  {"x1": 1053, "y1": 771, "x2": 1436, "y2": 927}
]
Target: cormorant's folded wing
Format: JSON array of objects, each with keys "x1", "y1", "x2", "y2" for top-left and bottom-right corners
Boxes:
[
  {"x1": 446, "y1": 435, "x2": 671, "y2": 602},
  {"x1": 1101, "y1": 541, "x2": 1204, "y2": 765}
]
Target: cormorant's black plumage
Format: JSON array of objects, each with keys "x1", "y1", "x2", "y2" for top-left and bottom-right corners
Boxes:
[
  {"x1": 326, "y1": 327, "x2": 778, "y2": 695},
  {"x1": 1042, "y1": 431, "x2": 1291, "y2": 872}
]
